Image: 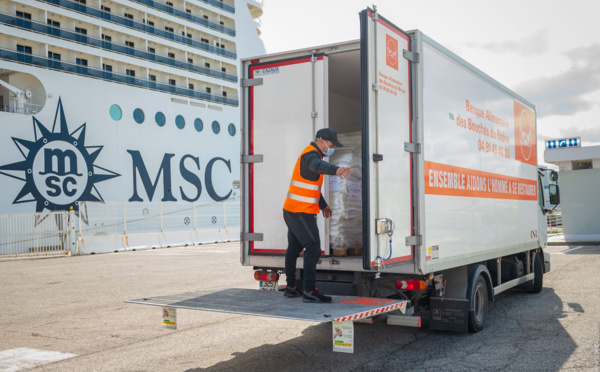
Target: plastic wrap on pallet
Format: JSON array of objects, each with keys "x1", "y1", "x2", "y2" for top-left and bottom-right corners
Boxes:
[{"x1": 328, "y1": 132, "x2": 362, "y2": 256}]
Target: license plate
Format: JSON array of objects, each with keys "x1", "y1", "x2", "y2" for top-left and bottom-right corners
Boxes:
[{"x1": 260, "y1": 281, "x2": 278, "y2": 290}]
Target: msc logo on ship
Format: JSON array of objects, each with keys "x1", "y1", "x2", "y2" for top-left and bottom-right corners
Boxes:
[{"x1": 0, "y1": 98, "x2": 119, "y2": 218}]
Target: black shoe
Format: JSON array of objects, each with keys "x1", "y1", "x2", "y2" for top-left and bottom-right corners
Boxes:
[
  {"x1": 283, "y1": 286, "x2": 301, "y2": 297},
  {"x1": 302, "y1": 289, "x2": 332, "y2": 303}
]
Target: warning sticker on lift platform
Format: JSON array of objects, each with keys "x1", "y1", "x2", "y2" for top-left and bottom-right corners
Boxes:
[
  {"x1": 162, "y1": 307, "x2": 177, "y2": 330},
  {"x1": 332, "y1": 320, "x2": 354, "y2": 353}
]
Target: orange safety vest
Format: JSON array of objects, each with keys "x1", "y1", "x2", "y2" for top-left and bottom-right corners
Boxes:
[{"x1": 283, "y1": 144, "x2": 323, "y2": 214}]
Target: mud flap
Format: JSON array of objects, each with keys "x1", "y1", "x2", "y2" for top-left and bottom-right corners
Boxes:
[{"x1": 429, "y1": 297, "x2": 468, "y2": 332}]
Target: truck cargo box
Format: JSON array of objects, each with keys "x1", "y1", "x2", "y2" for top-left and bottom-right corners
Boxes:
[{"x1": 240, "y1": 9, "x2": 545, "y2": 278}]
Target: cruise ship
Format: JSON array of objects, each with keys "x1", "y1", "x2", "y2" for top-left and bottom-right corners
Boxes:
[{"x1": 0, "y1": 0, "x2": 265, "y2": 254}]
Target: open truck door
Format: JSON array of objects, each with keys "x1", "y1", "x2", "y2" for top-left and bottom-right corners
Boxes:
[
  {"x1": 241, "y1": 54, "x2": 328, "y2": 263},
  {"x1": 360, "y1": 8, "x2": 415, "y2": 270}
]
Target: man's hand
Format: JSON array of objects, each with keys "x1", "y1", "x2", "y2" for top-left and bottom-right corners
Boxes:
[
  {"x1": 322, "y1": 206, "x2": 333, "y2": 218},
  {"x1": 336, "y1": 167, "x2": 351, "y2": 179}
]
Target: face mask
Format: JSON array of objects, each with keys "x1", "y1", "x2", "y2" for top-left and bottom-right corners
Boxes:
[{"x1": 319, "y1": 138, "x2": 334, "y2": 157}]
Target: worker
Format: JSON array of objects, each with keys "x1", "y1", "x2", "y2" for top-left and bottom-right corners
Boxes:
[{"x1": 283, "y1": 128, "x2": 352, "y2": 303}]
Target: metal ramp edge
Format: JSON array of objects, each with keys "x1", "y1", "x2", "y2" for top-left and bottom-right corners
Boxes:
[{"x1": 125, "y1": 287, "x2": 408, "y2": 323}]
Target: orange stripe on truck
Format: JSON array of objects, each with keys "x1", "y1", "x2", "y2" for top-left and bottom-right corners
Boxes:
[{"x1": 424, "y1": 161, "x2": 537, "y2": 201}]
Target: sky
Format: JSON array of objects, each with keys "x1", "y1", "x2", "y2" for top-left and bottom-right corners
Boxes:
[{"x1": 257, "y1": 0, "x2": 600, "y2": 167}]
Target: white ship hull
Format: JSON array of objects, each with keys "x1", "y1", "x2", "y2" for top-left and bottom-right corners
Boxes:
[{"x1": 0, "y1": 0, "x2": 265, "y2": 254}]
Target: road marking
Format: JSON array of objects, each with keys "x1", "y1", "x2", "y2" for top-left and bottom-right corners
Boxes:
[
  {"x1": 549, "y1": 246, "x2": 584, "y2": 255},
  {"x1": 116, "y1": 246, "x2": 238, "y2": 256},
  {"x1": 0, "y1": 348, "x2": 76, "y2": 371},
  {"x1": 142, "y1": 250, "x2": 230, "y2": 255}
]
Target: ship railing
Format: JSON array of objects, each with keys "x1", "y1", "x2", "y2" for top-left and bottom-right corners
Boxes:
[
  {"x1": 130, "y1": 0, "x2": 236, "y2": 36},
  {"x1": 0, "y1": 48, "x2": 240, "y2": 107},
  {"x1": 201, "y1": 0, "x2": 235, "y2": 13},
  {"x1": 0, "y1": 13, "x2": 238, "y2": 83},
  {"x1": 1, "y1": 102, "x2": 44, "y2": 115},
  {"x1": 35, "y1": 0, "x2": 237, "y2": 59}
]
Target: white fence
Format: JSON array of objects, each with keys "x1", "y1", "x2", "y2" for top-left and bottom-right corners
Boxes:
[
  {"x1": 547, "y1": 212, "x2": 563, "y2": 233},
  {"x1": 0, "y1": 200, "x2": 565, "y2": 258},
  {"x1": 0, "y1": 211, "x2": 72, "y2": 258},
  {"x1": 0, "y1": 199, "x2": 240, "y2": 258},
  {"x1": 76, "y1": 199, "x2": 240, "y2": 254}
]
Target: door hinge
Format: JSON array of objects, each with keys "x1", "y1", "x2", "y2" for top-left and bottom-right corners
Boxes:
[
  {"x1": 373, "y1": 154, "x2": 383, "y2": 162},
  {"x1": 241, "y1": 154, "x2": 263, "y2": 163},
  {"x1": 371, "y1": 6, "x2": 378, "y2": 21},
  {"x1": 241, "y1": 78, "x2": 263, "y2": 87},
  {"x1": 403, "y1": 49, "x2": 420, "y2": 63},
  {"x1": 311, "y1": 111, "x2": 318, "y2": 118},
  {"x1": 241, "y1": 232, "x2": 263, "y2": 241},
  {"x1": 405, "y1": 235, "x2": 422, "y2": 246},
  {"x1": 372, "y1": 83, "x2": 378, "y2": 91},
  {"x1": 404, "y1": 142, "x2": 421, "y2": 154}
]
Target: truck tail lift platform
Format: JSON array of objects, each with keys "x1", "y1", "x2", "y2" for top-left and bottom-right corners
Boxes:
[{"x1": 126, "y1": 288, "x2": 409, "y2": 353}]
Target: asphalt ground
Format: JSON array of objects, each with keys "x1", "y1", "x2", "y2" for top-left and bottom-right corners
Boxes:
[{"x1": 1, "y1": 242, "x2": 599, "y2": 371}]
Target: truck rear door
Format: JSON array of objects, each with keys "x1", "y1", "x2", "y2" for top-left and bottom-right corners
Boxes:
[
  {"x1": 241, "y1": 54, "x2": 328, "y2": 262},
  {"x1": 360, "y1": 8, "x2": 414, "y2": 270}
]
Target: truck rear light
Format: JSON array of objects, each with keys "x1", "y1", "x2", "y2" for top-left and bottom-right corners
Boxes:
[
  {"x1": 254, "y1": 271, "x2": 279, "y2": 281},
  {"x1": 395, "y1": 279, "x2": 426, "y2": 291}
]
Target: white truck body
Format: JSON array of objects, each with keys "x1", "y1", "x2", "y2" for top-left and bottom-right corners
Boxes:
[
  {"x1": 127, "y1": 8, "x2": 557, "y2": 346},
  {"x1": 241, "y1": 9, "x2": 546, "y2": 275}
]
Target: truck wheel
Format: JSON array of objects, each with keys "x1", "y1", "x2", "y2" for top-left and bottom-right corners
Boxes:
[
  {"x1": 468, "y1": 275, "x2": 488, "y2": 333},
  {"x1": 528, "y1": 253, "x2": 543, "y2": 293}
]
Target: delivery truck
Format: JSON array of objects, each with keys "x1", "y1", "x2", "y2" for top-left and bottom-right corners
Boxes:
[
  {"x1": 239, "y1": 7, "x2": 561, "y2": 333},
  {"x1": 127, "y1": 8, "x2": 560, "y2": 351}
]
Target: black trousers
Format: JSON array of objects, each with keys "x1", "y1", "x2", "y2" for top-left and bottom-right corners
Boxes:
[{"x1": 283, "y1": 209, "x2": 321, "y2": 292}]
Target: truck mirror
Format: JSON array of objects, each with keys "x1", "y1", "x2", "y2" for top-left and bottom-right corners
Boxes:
[
  {"x1": 549, "y1": 184, "x2": 560, "y2": 205},
  {"x1": 550, "y1": 171, "x2": 558, "y2": 182}
]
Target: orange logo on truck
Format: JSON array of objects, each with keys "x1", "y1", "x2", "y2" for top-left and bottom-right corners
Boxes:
[
  {"x1": 386, "y1": 34, "x2": 398, "y2": 70},
  {"x1": 514, "y1": 101, "x2": 537, "y2": 166}
]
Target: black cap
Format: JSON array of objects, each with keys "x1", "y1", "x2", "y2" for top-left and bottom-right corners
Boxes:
[{"x1": 316, "y1": 128, "x2": 343, "y2": 147}]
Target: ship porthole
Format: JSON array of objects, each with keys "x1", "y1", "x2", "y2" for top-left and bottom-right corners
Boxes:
[
  {"x1": 212, "y1": 120, "x2": 220, "y2": 134},
  {"x1": 176, "y1": 115, "x2": 185, "y2": 129},
  {"x1": 228, "y1": 123, "x2": 236, "y2": 136},
  {"x1": 155, "y1": 112, "x2": 166, "y2": 127},
  {"x1": 194, "y1": 118, "x2": 203, "y2": 132},
  {"x1": 133, "y1": 108, "x2": 145, "y2": 124},
  {"x1": 110, "y1": 104, "x2": 122, "y2": 121}
]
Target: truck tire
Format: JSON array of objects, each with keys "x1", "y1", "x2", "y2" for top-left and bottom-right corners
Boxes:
[
  {"x1": 468, "y1": 275, "x2": 488, "y2": 333},
  {"x1": 528, "y1": 253, "x2": 543, "y2": 294}
]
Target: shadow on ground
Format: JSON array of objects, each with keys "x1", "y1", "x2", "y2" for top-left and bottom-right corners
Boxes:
[{"x1": 184, "y1": 287, "x2": 578, "y2": 372}]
